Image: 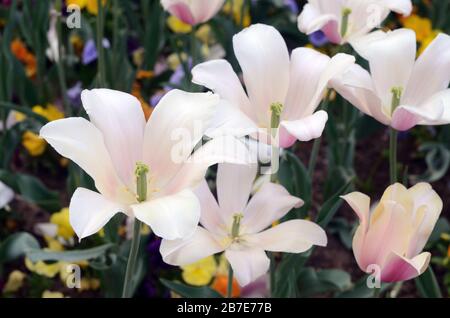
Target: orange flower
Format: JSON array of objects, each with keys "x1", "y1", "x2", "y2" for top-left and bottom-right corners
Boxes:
[
  {"x1": 136, "y1": 70, "x2": 154, "y2": 80},
  {"x1": 212, "y1": 274, "x2": 240, "y2": 298},
  {"x1": 10, "y1": 39, "x2": 37, "y2": 77},
  {"x1": 132, "y1": 82, "x2": 153, "y2": 120}
]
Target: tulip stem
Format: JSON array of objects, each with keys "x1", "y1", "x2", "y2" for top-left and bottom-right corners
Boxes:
[
  {"x1": 227, "y1": 264, "x2": 233, "y2": 298},
  {"x1": 122, "y1": 218, "x2": 142, "y2": 298},
  {"x1": 55, "y1": 0, "x2": 70, "y2": 114},
  {"x1": 96, "y1": 0, "x2": 107, "y2": 87},
  {"x1": 389, "y1": 127, "x2": 398, "y2": 184}
]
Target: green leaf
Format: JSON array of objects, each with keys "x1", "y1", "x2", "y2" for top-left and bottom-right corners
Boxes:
[
  {"x1": 160, "y1": 279, "x2": 223, "y2": 298},
  {"x1": 316, "y1": 180, "x2": 353, "y2": 228},
  {"x1": 336, "y1": 276, "x2": 375, "y2": 298},
  {"x1": 27, "y1": 244, "x2": 116, "y2": 263},
  {"x1": 415, "y1": 266, "x2": 442, "y2": 298},
  {"x1": 0, "y1": 232, "x2": 40, "y2": 263}
]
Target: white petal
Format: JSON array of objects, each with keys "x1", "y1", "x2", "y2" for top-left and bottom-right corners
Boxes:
[
  {"x1": 162, "y1": 135, "x2": 252, "y2": 195},
  {"x1": 132, "y1": 189, "x2": 200, "y2": 240},
  {"x1": 341, "y1": 192, "x2": 370, "y2": 231},
  {"x1": 69, "y1": 188, "x2": 127, "y2": 240},
  {"x1": 191, "y1": 59, "x2": 254, "y2": 119},
  {"x1": 280, "y1": 111, "x2": 328, "y2": 143},
  {"x1": 383, "y1": 0, "x2": 413, "y2": 16},
  {"x1": 225, "y1": 247, "x2": 270, "y2": 287},
  {"x1": 0, "y1": 181, "x2": 14, "y2": 208},
  {"x1": 284, "y1": 49, "x2": 355, "y2": 119},
  {"x1": 247, "y1": 219, "x2": 327, "y2": 253},
  {"x1": 194, "y1": 180, "x2": 226, "y2": 236},
  {"x1": 217, "y1": 163, "x2": 257, "y2": 226},
  {"x1": 297, "y1": 3, "x2": 339, "y2": 35},
  {"x1": 160, "y1": 226, "x2": 224, "y2": 266},
  {"x1": 81, "y1": 89, "x2": 146, "y2": 189},
  {"x1": 242, "y1": 182, "x2": 303, "y2": 234},
  {"x1": 403, "y1": 33, "x2": 450, "y2": 107},
  {"x1": 233, "y1": 24, "x2": 290, "y2": 125},
  {"x1": 40, "y1": 118, "x2": 130, "y2": 202},
  {"x1": 356, "y1": 29, "x2": 416, "y2": 109},
  {"x1": 143, "y1": 90, "x2": 219, "y2": 189}
]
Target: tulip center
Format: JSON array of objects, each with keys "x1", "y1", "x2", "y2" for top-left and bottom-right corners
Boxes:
[
  {"x1": 390, "y1": 86, "x2": 403, "y2": 115},
  {"x1": 135, "y1": 162, "x2": 149, "y2": 202},
  {"x1": 270, "y1": 102, "x2": 283, "y2": 135},
  {"x1": 230, "y1": 213, "x2": 244, "y2": 242},
  {"x1": 340, "y1": 8, "x2": 352, "y2": 38}
]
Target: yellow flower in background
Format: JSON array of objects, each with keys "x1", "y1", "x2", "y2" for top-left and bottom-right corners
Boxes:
[
  {"x1": 167, "y1": 52, "x2": 187, "y2": 70},
  {"x1": 3, "y1": 270, "x2": 26, "y2": 293},
  {"x1": 418, "y1": 29, "x2": 440, "y2": 55},
  {"x1": 42, "y1": 290, "x2": 65, "y2": 298},
  {"x1": 196, "y1": 25, "x2": 212, "y2": 44},
  {"x1": 66, "y1": 0, "x2": 106, "y2": 15},
  {"x1": 50, "y1": 208, "x2": 75, "y2": 240},
  {"x1": 400, "y1": 14, "x2": 432, "y2": 42},
  {"x1": 22, "y1": 131, "x2": 46, "y2": 156},
  {"x1": 181, "y1": 256, "x2": 217, "y2": 286},
  {"x1": 32, "y1": 104, "x2": 64, "y2": 122},
  {"x1": 44, "y1": 236, "x2": 65, "y2": 252},
  {"x1": 223, "y1": 0, "x2": 251, "y2": 27},
  {"x1": 25, "y1": 258, "x2": 62, "y2": 278},
  {"x1": 167, "y1": 15, "x2": 192, "y2": 34}
]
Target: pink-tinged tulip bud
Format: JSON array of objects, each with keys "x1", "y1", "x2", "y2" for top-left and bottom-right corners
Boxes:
[
  {"x1": 161, "y1": 0, "x2": 225, "y2": 26},
  {"x1": 341, "y1": 183, "x2": 442, "y2": 283}
]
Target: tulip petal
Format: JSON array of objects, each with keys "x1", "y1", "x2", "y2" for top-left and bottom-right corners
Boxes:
[
  {"x1": 297, "y1": 4, "x2": 340, "y2": 43},
  {"x1": 69, "y1": 188, "x2": 128, "y2": 240},
  {"x1": 40, "y1": 118, "x2": 131, "y2": 202},
  {"x1": 247, "y1": 219, "x2": 327, "y2": 253},
  {"x1": 81, "y1": 89, "x2": 146, "y2": 189},
  {"x1": 355, "y1": 29, "x2": 416, "y2": 110},
  {"x1": 242, "y1": 182, "x2": 303, "y2": 234},
  {"x1": 132, "y1": 189, "x2": 200, "y2": 240},
  {"x1": 161, "y1": 0, "x2": 195, "y2": 25},
  {"x1": 0, "y1": 181, "x2": 14, "y2": 209},
  {"x1": 284, "y1": 48, "x2": 355, "y2": 119},
  {"x1": 233, "y1": 24, "x2": 290, "y2": 126},
  {"x1": 403, "y1": 33, "x2": 450, "y2": 107},
  {"x1": 142, "y1": 90, "x2": 218, "y2": 190},
  {"x1": 279, "y1": 111, "x2": 328, "y2": 145},
  {"x1": 341, "y1": 191, "x2": 370, "y2": 231},
  {"x1": 225, "y1": 248, "x2": 270, "y2": 287},
  {"x1": 217, "y1": 163, "x2": 257, "y2": 226},
  {"x1": 192, "y1": 59, "x2": 253, "y2": 119},
  {"x1": 383, "y1": 0, "x2": 413, "y2": 16},
  {"x1": 160, "y1": 226, "x2": 224, "y2": 266},
  {"x1": 380, "y1": 252, "x2": 430, "y2": 282},
  {"x1": 194, "y1": 180, "x2": 227, "y2": 236}
]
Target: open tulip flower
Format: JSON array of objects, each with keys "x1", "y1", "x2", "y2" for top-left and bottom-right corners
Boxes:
[
  {"x1": 160, "y1": 163, "x2": 327, "y2": 286},
  {"x1": 161, "y1": 0, "x2": 225, "y2": 26},
  {"x1": 298, "y1": 0, "x2": 412, "y2": 45},
  {"x1": 341, "y1": 183, "x2": 442, "y2": 282},
  {"x1": 192, "y1": 23, "x2": 355, "y2": 148},
  {"x1": 331, "y1": 29, "x2": 450, "y2": 131},
  {"x1": 40, "y1": 89, "x2": 248, "y2": 241}
]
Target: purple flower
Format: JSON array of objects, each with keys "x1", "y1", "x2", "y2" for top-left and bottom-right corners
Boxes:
[
  {"x1": 284, "y1": 0, "x2": 299, "y2": 15},
  {"x1": 309, "y1": 30, "x2": 329, "y2": 47},
  {"x1": 67, "y1": 81, "x2": 82, "y2": 106},
  {"x1": 150, "y1": 91, "x2": 167, "y2": 107},
  {"x1": 82, "y1": 39, "x2": 110, "y2": 65}
]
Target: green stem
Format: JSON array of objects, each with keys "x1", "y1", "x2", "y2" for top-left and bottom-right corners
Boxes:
[
  {"x1": 55, "y1": 0, "x2": 70, "y2": 114},
  {"x1": 121, "y1": 219, "x2": 142, "y2": 298},
  {"x1": 96, "y1": 0, "x2": 107, "y2": 87},
  {"x1": 389, "y1": 127, "x2": 398, "y2": 184},
  {"x1": 227, "y1": 264, "x2": 233, "y2": 298}
]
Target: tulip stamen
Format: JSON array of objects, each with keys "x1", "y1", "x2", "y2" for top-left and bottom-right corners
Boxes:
[
  {"x1": 135, "y1": 162, "x2": 149, "y2": 202},
  {"x1": 231, "y1": 213, "x2": 244, "y2": 241},
  {"x1": 390, "y1": 86, "x2": 403, "y2": 114},
  {"x1": 270, "y1": 102, "x2": 283, "y2": 137},
  {"x1": 341, "y1": 8, "x2": 352, "y2": 38}
]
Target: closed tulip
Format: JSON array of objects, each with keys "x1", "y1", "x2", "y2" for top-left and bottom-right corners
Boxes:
[{"x1": 161, "y1": 0, "x2": 225, "y2": 25}]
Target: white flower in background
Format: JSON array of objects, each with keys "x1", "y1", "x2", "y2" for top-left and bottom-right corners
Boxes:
[
  {"x1": 161, "y1": 163, "x2": 327, "y2": 286},
  {"x1": 192, "y1": 24, "x2": 355, "y2": 148},
  {"x1": 331, "y1": 29, "x2": 450, "y2": 131},
  {"x1": 46, "y1": 10, "x2": 59, "y2": 63},
  {"x1": 161, "y1": 0, "x2": 225, "y2": 25},
  {"x1": 40, "y1": 89, "x2": 249, "y2": 241},
  {"x1": 298, "y1": 0, "x2": 412, "y2": 45},
  {"x1": 0, "y1": 181, "x2": 14, "y2": 209}
]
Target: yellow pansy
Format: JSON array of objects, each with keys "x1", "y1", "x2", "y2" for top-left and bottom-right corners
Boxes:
[
  {"x1": 196, "y1": 25, "x2": 212, "y2": 44},
  {"x1": 50, "y1": 208, "x2": 75, "y2": 240},
  {"x1": 44, "y1": 236, "x2": 65, "y2": 252},
  {"x1": 66, "y1": 0, "x2": 87, "y2": 9},
  {"x1": 32, "y1": 104, "x2": 64, "y2": 122},
  {"x1": 400, "y1": 14, "x2": 432, "y2": 42},
  {"x1": 3, "y1": 270, "x2": 26, "y2": 293},
  {"x1": 418, "y1": 29, "x2": 440, "y2": 56},
  {"x1": 181, "y1": 256, "x2": 217, "y2": 286},
  {"x1": 22, "y1": 131, "x2": 46, "y2": 156},
  {"x1": 25, "y1": 258, "x2": 62, "y2": 278},
  {"x1": 42, "y1": 290, "x2": 65, "y2": 298},
  {"x1": 167, "y1": 52, "x2": 187, "y2": 70},
  {"x1": 66, "y1": 0, "x2": 106, "y2": 15},
  {"x1": 167, "y1": 15, "x2": 192, "y2": 34},
  {"x1": 223, "y1": 0, "x2": 251, "y2": 27}
]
